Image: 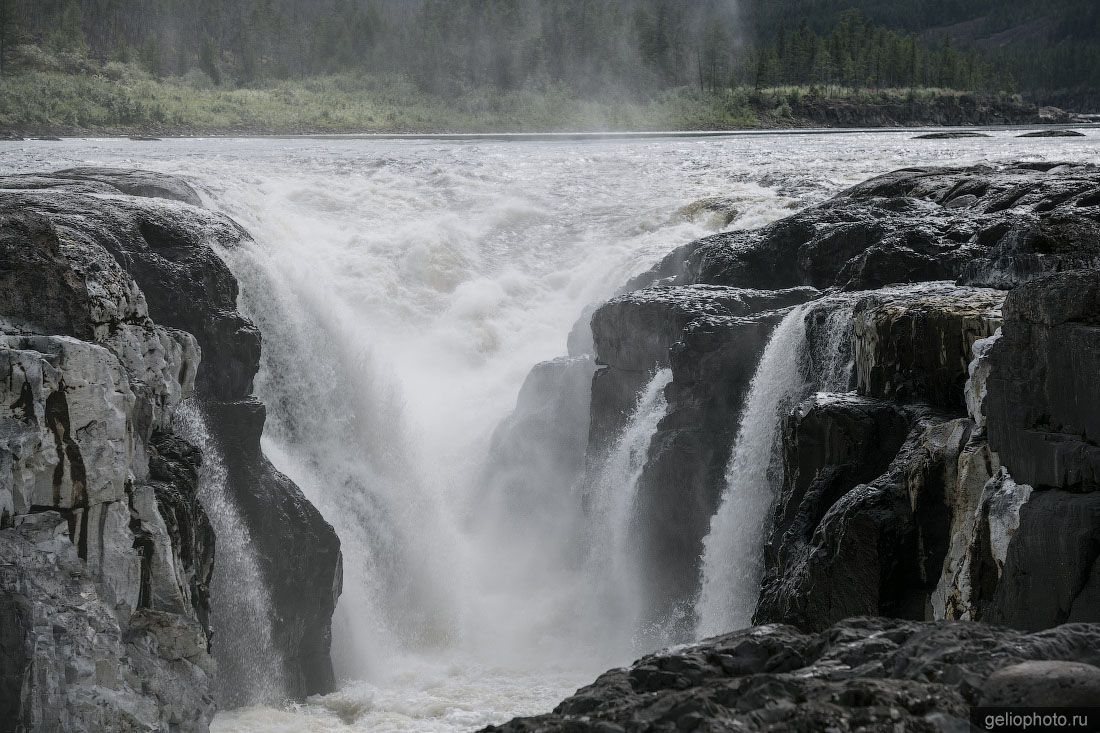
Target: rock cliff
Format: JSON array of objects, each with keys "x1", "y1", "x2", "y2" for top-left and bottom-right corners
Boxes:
[
  {"x1": 0, "y1": 169, "x2": 341, "y2": 729},
  {"x1": 490, "y1": 161, "x2": 1100, "y2": 730}
]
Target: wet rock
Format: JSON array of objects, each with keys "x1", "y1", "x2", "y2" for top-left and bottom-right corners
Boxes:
[
  {"x1": 755, "y1": 399, "x2": 929, "y2": 630},
  {"x1": 913, "y1": 131, "x2": 991, "y2": 139},
  {"x1": 851, "y1": 284, "x2": 1004, "y2": 410},
  {"x1": 0, "y1": 167, "x2": 202, "y2": 205},
  {"x1": 1017, "y1": 130, "x2": 1086, "y2": 138},
  {"x1": 980, "y1": 661, "x2": 1100, "y2": 706},
  {"x1": 633, "y1": 309, "x2": 794, "y2": 632},
  {"x1": 587, "y1": 286, "x2": 817, "y2": 454},
  {"x1": 486, "y1": 618, "x2": 1100, "y2": 733},
  {"x1": 636, "y1": 162, "x2": 1100, "y2": 293},
  {"x1": 985, "y1": 269, "x2": 1100, "y2": 491},
  {"x1": 0, "y1": 199, "x2": 216, "y2": 729},
  {"x1": 0, "y1": 170, "x2": 342, "y2": 721},
  {"x1": 201, "y1": 398, "x2": 342, "y2": 697},
  {"x1": 986, "y1": 490, "x2": 1100, "y2": 630}
]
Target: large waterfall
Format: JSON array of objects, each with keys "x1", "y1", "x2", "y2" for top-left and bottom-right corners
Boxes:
[{"x1": 6, "y1": 133, "x2": 1086, "y2": 731}]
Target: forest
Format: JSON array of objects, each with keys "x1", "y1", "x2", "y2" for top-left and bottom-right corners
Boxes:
[
  {"x1": 0, "y1": 0, "x2": 1096, "y2": 134},
  {"x1": 2, "y1": 0, "x2": 1097, "y2": 102}
]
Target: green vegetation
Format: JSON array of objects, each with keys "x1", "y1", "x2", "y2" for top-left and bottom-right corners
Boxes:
[
  {"x1": 0, "y1": 0, "x2": 1094, "y2": 135},
  {"x1": 0, "y1": 56, "x2": 1037, "y2": 136}
]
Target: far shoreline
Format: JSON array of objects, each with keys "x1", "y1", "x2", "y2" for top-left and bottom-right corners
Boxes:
[{"x1": 2, "y1": 122, "x2": 1095, "y2": 143}]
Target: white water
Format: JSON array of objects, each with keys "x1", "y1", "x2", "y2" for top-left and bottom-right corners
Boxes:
[
  {"x1": 695, "y1": 295, "x2": 862, "y2": 637},
  {"x1": 174, "y1": 402, "x2": 288, "y2": 706},
  {"x1": 2, "y1": 131, "x2": 1098, "y2": 731},
  {"x1": 584, "y1": 368, "x2": 673, "y2": 653},
  {"x1": 695, "y1": 305, "x2": 812, "y2": 636}
]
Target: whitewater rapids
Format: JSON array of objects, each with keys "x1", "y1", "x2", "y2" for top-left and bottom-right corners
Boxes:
[{"x1": 2, "y1": 131, "x2": 1098, "y2": 732}]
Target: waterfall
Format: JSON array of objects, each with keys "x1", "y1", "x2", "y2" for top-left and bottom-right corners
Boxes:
[
  {"x1": 174, "y1": 401, "x2": 287, "y2": 707},
  {"x1": 695, "y1": 298, "x2": 857, "y2": 638},
  {"x1": 584, "y1": 368, "x2": 673, "y2": 653}
]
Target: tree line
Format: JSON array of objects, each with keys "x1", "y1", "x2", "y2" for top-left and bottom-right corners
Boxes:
[{"x1": 0, "y1": 0, "x2": 1096, "y2": 105}]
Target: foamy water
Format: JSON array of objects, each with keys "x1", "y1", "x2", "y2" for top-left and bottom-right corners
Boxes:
[{"x1": 2, "y1": 130, "x2": 1098, "y2": 731}]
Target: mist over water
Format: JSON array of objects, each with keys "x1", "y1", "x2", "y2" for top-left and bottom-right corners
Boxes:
[{"x1": 3, "y1": 132, "x2": 1098, "y2": 731}]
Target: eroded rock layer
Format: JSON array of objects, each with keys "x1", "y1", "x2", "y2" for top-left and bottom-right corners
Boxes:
[
  {"x1": 490, "y1": 161, "x2": 1100, "y2": 730},
  {"x1": 0, "y1": 169, "x2": 341, "y2": 729}
]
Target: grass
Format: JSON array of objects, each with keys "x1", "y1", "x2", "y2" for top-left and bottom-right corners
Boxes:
[{"x1": 0, "y1": 58, "x2": 1033, "y2": 136}]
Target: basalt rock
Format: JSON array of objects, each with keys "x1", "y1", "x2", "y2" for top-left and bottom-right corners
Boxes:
[
  {"x1": 851, "y1": 284, "x2": 1003, "y2": 410},
  {"x1": 0, "y1": 170, "x2": 343, "y2": 724},
  {"x1": 985, "y1": 269, "x2": 1100, "y2": 491},
  {"x1": 636, "y1": 162, "x2": 1100, "y2": 293},
  {"x1": 486, "y1": 618, "x2": 1100, "y2": 733}
]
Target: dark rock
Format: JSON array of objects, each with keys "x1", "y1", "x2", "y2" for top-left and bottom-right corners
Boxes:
[
  {"x1": 980, "y1": 661, "x2": 1100, "y2": 706},
  {"x1": 633, "y1": 310, "x2": 794, "y2": 631},
  {"x1": 485, "y1": 618, "x2": 1100, "y2": 733},
  {"x1": 1017, "y1": 130, "x2": 1086, "y2": 138},
  {"x1": 913, "y1": 132, "x2": 990, "y2": 139},
  {"x1": 987, "y1": 490, "x2": 1100, "y2": 630},
  {"x1": 985, "y1": 270, "x2": 1100, "y2": 490},
  {"x1": 635, "y1": 162, "x2": 1100, "y2": 293},
  {"x1": 587, "y1": 286, "x2": 817, "y2": 454},
  {"x1": 756, "y1": 394, "x2": 913, "y2": 629},
  {"x1": 851, "y1": 285, "x2": 1003, "y2": 410},
  {"x1": 755, "y1": 401, "x2": 932, "y2": 630},
  {"x1": 0, "y1": 167, "x2": 203, "y2": 206}
]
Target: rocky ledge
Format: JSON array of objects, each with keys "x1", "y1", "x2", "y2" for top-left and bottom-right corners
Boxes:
[
  {"x1": 488, "y1": 617, "x2": 1100, "y2": 732},
  {"x1": 0, "y1": 169, "x2": 341, "y2": 730},
  {"x1": 492, "y1": 161, "x2": 1100, "y2": 730}
]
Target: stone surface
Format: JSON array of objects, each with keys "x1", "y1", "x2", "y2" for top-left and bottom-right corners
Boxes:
[
  {"x1": 851, "y1": 284, "x2": 1004, "y2": 410},
  {"x1": 756, "y1": 394, "x2": 914, "y2": 630},
  {"x1": 635, "y1": 162, "x2": 1100, "y2": 293},
  {"x1": 980, "y1": 660, "x2": 1100, "y2": 706},
  {"x1": 0, "y1": 169, "x2": 342, "y2": 727},
  {"x1": 0, "y1": 189, "x2": 216, "y2": 730},
  {"x1": 486, "y1": 618, "x2": 1100, "y2": 733},
  {"x1": 985, "y1": 269, "x2": 1100, "y2": 491}
]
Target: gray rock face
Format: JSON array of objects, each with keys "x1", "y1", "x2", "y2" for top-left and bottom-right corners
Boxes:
[
  {"x1": 0, "y1": 169, "x2": 343, "y2": 725},
  {"x1": 985, "y1": 269, "x2": 1100, "y2": 491},
  {"x1": 485, "y1": 618, "x2": 1100, "y2": 733},
  {"x1": 490, "y1": 161, "x2": 1100, "y2": 729},
  {"x1": 640, "y1": 162, "x2": 1100, "y2": 293},
  {"x1": 0, "y1": 195, "x2": 215, "y2": 730},
  {"x1": 980, "y1": 660, "x2": 1100, "y2": 706},
  {"x1": 851, "y1": 284, "x2": 1003, "y2": 410},
  {"x1": 584, "y1": 286, "x2": 820, "y2": 632},
  {"x1": 755, "y1": 394, "x2": 917, "y2": 630}
]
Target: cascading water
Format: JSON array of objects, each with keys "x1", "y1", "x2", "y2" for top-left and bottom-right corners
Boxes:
[
  {"x1": 584, "y1": 368, "x2": 673, "y2": 652},
  {"x1": 6, "y1": 133, "x2": 1092, "y2": 731},
  {"x1": 695, "y1": 297, "x2": 859, "y2": 638},
  {"x1": 695, "y1": 305, "x2": 813, "y2": 637},
  {"x1": 174, "y1": 401, "x2": 287, "y2": 706}
]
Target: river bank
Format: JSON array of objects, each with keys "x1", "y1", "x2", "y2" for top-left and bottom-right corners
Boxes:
[{"x1": 0, "y1": 68, "x2": 1086, "y2": 138}]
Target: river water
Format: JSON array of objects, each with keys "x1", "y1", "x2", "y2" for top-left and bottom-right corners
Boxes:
[{"x1": 2, "y1": 130, "x2": 1097, "y2": 732}]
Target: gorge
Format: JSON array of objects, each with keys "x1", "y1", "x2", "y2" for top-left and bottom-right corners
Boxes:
[{"x1": 0, "y1": 133, "x2": 1099, "y2": 732}]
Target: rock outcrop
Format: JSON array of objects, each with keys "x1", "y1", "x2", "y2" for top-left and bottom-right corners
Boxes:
[
  {"x1": 490, "y1": 161, "x2": 1100, "y2": 729},
  {"x1": 486, "y1": 618, "x2": 1100, "y2": 733},
  {"x1": 0, "y1": 168, "x2": 342, "y2": 727}
]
